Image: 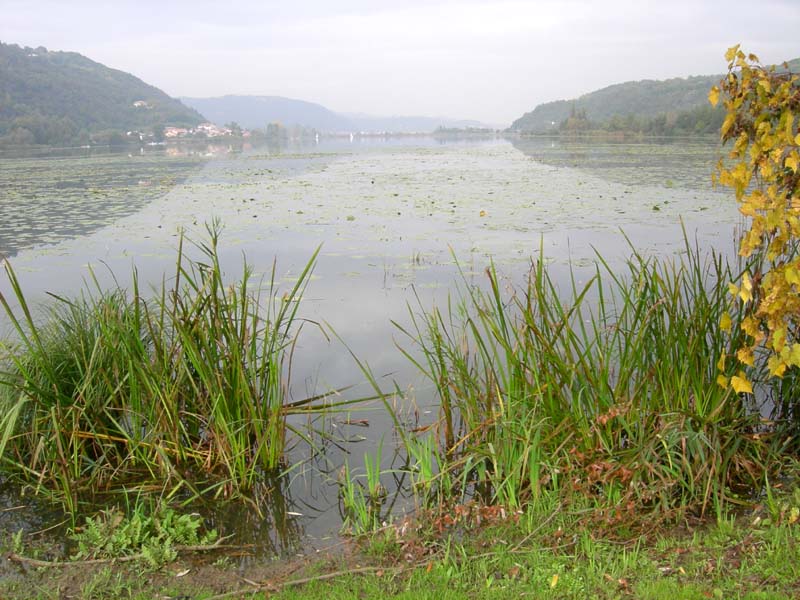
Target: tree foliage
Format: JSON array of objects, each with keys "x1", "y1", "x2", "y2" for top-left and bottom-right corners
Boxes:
[
  {"x1": 712, "y1": 46, "x2": 800, "y2": 388},
  {"x1": 553, "y1": 103, "x2": 725, "y2": 136}
]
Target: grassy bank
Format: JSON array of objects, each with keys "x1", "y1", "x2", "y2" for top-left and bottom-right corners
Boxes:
[{"x1": 2, "y1": 482, "x2": 798, "y2": 599}]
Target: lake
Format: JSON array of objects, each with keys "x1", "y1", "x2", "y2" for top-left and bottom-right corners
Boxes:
[{"x1": 0, "y1": 136, "x2": 741, "y2": 557}]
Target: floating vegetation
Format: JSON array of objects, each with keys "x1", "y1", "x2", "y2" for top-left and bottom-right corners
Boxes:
[{"x1": 0, "y1": 150, "x2": 206, "y2": 257}]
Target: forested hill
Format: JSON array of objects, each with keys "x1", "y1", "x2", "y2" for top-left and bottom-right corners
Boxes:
[
  {"x1": 511, "y1": 74, "x2": 720, "y2": 133},
  {"x1": 511, "y1": 57, "x2": 800, "y2": 134},
  {"x1": 0, "y1": 42, "x2": 204, "y2": 145}
]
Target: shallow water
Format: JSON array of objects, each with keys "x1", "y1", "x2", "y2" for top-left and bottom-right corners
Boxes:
[{"x1": 0, "y1": 136, "x2": 741, "y2": 558}]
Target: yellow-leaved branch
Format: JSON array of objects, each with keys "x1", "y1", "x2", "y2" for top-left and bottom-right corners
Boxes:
[{"x1": 714, "y1": 45, "x2": 800, "y2": 387}]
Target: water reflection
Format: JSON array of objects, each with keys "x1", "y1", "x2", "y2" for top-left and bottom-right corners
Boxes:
[{"x1": 510, "y1": 136, "x2": 724, "y2": 190}]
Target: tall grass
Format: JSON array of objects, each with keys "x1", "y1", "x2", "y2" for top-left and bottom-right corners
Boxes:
[
  {"x1": 396, "y1": 238, "x2": 773, "y2": 520},
  {"x1": 0, "y1": 222, "x2": 344, "y2": 510}
]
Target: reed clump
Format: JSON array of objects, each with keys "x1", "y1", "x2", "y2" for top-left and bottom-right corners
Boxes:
[
  {"x1": 0, "y1": 223, "x2": 326, "y2": 510},
  {"x1": 397, "y1": 240, "x2": 780, "y2": 521}
]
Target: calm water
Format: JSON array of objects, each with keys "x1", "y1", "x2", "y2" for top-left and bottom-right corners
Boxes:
[{"x1": 0, "y1": 136, "x2": 741, "y2": 557}]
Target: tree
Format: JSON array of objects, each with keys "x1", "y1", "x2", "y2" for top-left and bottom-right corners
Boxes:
[
  {"x1": 152, "y1": 123, "x2": 165, "y2": 142},
  {"x1": 225, "y1": 121, "x2": 242, "y2": 137},
  {"x1": 711, "y1": 46, "x2": 800, "y2": 390}
]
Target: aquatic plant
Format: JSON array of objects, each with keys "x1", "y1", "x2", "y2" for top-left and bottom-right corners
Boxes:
[
  {"x1": 338, "y1": 441, "x2": 390, "y2": 535},
  {"x1": 0, "y1": 222, "x2": 345, "y2": 509},
  {"x1": 396, "y1": 237, "x2": 775, "y2": 520}
]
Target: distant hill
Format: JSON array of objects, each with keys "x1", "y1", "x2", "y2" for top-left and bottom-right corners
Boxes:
[
  {"x1": 778, "y1": 57, "x2": 800, "y2": 73},
  {"x1": 181, "y1": 95, "x2": 351, "y2": 132},
  {"x1": 0, "y1": 42, "x2": 204, "y2": 145},
  {"x1": 511, "y1": 58, "x2": 800, "y2": 134},
  {"x1": 181, "y1": 95, "x2": 489, "y2": 133},
  {"x1": 342, "y1": 113, "x2": 488, "y2": 133}
]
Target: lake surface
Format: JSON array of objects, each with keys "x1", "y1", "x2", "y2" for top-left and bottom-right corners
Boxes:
[{"x1": 0, "y1": 136, "x2": 741, "y2": 557}]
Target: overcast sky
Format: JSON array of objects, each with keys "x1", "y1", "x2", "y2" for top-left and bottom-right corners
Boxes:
[{"x1": 2, "y1": 0, "x2": 798, "y2": 125}]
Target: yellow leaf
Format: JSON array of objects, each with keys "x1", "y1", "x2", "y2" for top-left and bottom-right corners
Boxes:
[
  {"x1": 773, "y1": 326, "x2": 787, "y2": 351},
  {"x1": 758, "y1": 78, "x2": 771, "y2": 94},
  {"x1": 739, "y1": 272, "x2": 753, "y2": 303},
  {"x1": 768, "y1": 354, "x2": 787, "y2": 377},
  {"x1": 787, "y1": 153, "x2": 799, "y2": 173},
  {"x1": 731, "y1": 374, "x2": 753, "y2": 395},
  {"x1": 708, "y1": 86, "x2": 720, "y2": 106},
  {"x1": 786, "y1": 266, "x2": 800, "y2": 286},
  {"x1": 736, "y1": 347, "x2": 755, "y2": 367},
  {"x1": 739, "y1": 272, "x2": 753, "y2": 302},
  {"x1": 550, "y1": 574, "x2": 559, "y2": 589},
  {"x1": 722, "y1": 113, "x2": 736, "y2": 137},
  {"x1": 790, "y1": 344, "x2": 800, "y2": 367},
  {"x1": 719, "y1": 312, "x2": 732, "y2": 332},
  {"x1": 725, "y1": 45, "x2": 740, "y2": 63}
]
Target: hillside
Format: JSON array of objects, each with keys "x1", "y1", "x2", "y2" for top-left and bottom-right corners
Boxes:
[
  {"x1": 0, "y1": 42, "x2": 204, "y2": 145},
  {"x1": 181, "y1": 95, "x2": 489, "y2": 133},
  {"x1": 511, "y1": 58, "x2": 800, "y2": 134},
  {"x1": 511, "y1": 74, "x2": 721, "y2": 133}
]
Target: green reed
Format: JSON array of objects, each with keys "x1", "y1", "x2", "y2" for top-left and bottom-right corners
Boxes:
[
  {"x1": 338, "y1": 441, "x2": 390, "y2": 535},
  {"x1": 397, "y1": 238, "x2": 774, "y2": 518},
  {"x1": 0, "y1": 222, "x2": 343, "y2": 510}
]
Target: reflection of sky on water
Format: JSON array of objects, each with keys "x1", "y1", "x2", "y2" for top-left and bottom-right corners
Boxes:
[{"x1": 0, "y1": 137, "x2": 743, "y2": 555}]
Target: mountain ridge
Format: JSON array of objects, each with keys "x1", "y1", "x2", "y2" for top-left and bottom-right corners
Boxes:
[{"x1": 181, "y1": 95, "x2": 489, "y2": 133}]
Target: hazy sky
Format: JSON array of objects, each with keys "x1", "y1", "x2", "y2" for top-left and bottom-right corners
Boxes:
[{"x1": 2, "y1": 0, "x2": 798, "y2": 125}]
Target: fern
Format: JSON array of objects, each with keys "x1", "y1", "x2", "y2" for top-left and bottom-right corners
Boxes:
[{"x1": 69, "y1": 502, "x2": 216, "y2": 568}]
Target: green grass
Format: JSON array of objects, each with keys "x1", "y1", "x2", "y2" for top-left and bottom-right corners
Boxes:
[
  {"x1": 0, "y1": 221, "x2": 356, "y2": 510},
  {"x1": 4, "y1": 487, "x2": 799, "y2": 600},
  {"x1": 272, "y1": 485, "x2": 800, "y2": 600}
]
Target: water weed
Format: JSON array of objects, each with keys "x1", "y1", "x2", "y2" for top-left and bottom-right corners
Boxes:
[
  {"x1": 0, "y1": 222, "x2": 340, "y2": 509},
  {"x1": 338, "y1": 442, "x2": 390, "y2": 535},
  {"x1": 397, "y1": 237, "x2": 775, "y2": 521}
]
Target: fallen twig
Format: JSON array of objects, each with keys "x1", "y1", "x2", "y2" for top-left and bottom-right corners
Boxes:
[{"x1": 203, "y1": 565, "x2": 407, "y2": 600}]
